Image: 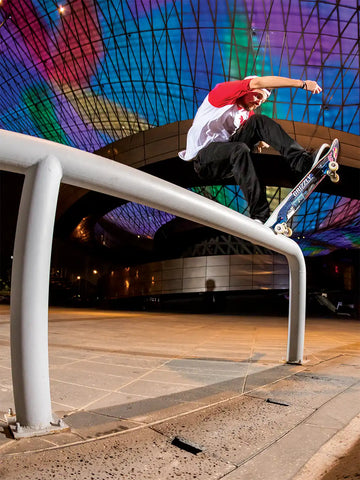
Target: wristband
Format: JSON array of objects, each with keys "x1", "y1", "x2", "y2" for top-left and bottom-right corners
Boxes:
[{"x1": 302, "y1": 81, "x2": 307, "y2": 90}]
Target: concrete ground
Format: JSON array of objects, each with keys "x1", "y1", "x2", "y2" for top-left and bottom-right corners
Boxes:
[{"x1": 0, "y1": 305, "x2": 359, "y2": 479}]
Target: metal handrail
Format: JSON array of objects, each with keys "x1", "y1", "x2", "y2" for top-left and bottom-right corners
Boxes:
[{"x1": 0, "y1": 130, "x2": 306, "y2": 436}]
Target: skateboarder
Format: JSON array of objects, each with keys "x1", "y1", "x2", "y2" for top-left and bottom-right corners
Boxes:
[{"x1": 178, "y1": 75, "x2": 323, "y2": 223}]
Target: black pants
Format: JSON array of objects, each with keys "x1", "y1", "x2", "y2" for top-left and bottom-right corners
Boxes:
[{"x1": 193, "y1": 114, "x2": 313, "y2": 222}]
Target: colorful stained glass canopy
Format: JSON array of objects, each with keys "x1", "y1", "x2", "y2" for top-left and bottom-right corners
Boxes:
[
  {"x1": 0, "y1": 0, "x2": 358, "y2": 148},
  {"x1": 0, "y1": 0, "x2": 359, "y2": 253}
]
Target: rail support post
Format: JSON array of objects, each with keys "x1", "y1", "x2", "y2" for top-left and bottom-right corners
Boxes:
[
  {"x1": 9, "y1": 156, "x2": 68, "y2": 437},
  {"x1": 286, "y1": 254, "x2": 306, "y2": 364}
]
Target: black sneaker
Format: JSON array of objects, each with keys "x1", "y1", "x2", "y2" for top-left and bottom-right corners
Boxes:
[
  {"x1": 310, "y1": 143, "x2": 330, "y2": 170},
  {"x1": 299, "y1": 143, "x2": 330, "y2": 177}
]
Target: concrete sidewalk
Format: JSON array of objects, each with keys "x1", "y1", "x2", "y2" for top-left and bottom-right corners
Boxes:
[{"x1": 0, "y1": 306, "x2": 359, "y2": 479}]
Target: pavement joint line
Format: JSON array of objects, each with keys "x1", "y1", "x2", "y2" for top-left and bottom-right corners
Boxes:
[
  {"x1": 293, "y1": 413, "x2": 360, "y2": 480},
  {"x1": 240, "y1": 334, "x2": 257, "y2": 394},
  {"x1": 51, "y1": 400, "x2": 78, "y2": 409},
  {"x1": 0, "y1": 363, "x2": 309, "y2": 457},
  {"x1": 303, "y1": 352, "x2": 345, "y2": 367},
  {"x1": 50, "y1": 354, "x2": 106, "y2": 367},
  {"x1": 0, "y1": 442, "x2": 15, "y2": 453},
  {"x1": 50, "y1": 377, "x2": 115, "y2": 393},
  {"x1": 223, "y1": 412, "x2": 318, "y2": 471},
  {"x1": 75, "y1": 342, "x2": 252, "y2": 413},
  {"x1": 69, "y1": 409, "x2": 147, "y2": 426},
  {"x1": 52, "y1": 363, "x2": 151, "y2": 376},
  {"x1": 68, "y1": 391, "x2": 149, "y2": 414},
  {"x1": 77, "y1": 357, "x2": 177, "y2": 411},
  {"x1": 297, "y1": 377, "x2": 360, "y2": 422},
  {"x1": 213, "y1": 379, "x2": 360, "y2": 474},
  {"x1": 72, "y1": 359, "x2": 155, "y2": 371}
]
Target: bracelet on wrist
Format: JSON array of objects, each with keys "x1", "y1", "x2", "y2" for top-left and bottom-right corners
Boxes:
[{"x1": 301, "y1": 81, "x2": 307, "y2": 90}]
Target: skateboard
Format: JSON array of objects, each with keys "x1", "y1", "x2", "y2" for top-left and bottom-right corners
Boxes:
[{"x1": 264, "y1": 138, "x2": 340, "y2": 237}]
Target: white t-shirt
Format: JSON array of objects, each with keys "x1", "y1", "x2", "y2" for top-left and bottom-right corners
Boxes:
[{"x1": 179, "y1": 79, "x2": 254, "y2": 161}]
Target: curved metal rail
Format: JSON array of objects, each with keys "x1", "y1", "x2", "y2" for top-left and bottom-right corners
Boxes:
[{"x1": 0, "y1": 130, "x2": 306, "y2": 436}]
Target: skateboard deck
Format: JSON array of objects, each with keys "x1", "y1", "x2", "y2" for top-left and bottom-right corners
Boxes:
[{"x1": 264, "y1": 138, "x2": 340, "y2": 237}]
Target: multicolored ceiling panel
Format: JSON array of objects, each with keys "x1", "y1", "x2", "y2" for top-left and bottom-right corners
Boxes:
[
  {"x1": 0, "y1": 1, "x2": 358, "y2": 252},
  {"x1": 0, "y1": 0, "x2": 358, "y2": 151}
]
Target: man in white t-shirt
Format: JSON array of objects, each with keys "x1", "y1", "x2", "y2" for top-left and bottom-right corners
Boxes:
[{"x1": 179, "y1": 75, "x2": 322, "y2": 223}]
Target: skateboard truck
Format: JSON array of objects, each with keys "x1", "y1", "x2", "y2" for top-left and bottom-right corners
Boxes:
[
  {"x1": 327, "y1": 160, "x2": 339, "y2": 182},
  {"x1": 265, "y1": 138, "x2": 340, "y2": 237},
  {"x1": 274, "y1": 222, "x2": 293, "y2": 237}
]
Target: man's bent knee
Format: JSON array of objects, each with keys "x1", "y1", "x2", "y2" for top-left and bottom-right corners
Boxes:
[{"x1": 229, "y1": 142, "x2": 251, "y2": 165}]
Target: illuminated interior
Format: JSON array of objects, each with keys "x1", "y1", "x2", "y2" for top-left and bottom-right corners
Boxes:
[{"x1": 0, "y1": 1, "x2": 358, "y2": 254}]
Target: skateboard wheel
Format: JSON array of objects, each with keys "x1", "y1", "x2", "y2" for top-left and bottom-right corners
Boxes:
[
  {"x1": 328, "y1": 161, "x2": 338, "y2": 172},
  {"x1": 330, "y1": 173, "x2": 340, "y2": 183},
  {"x1": 274, "y1": 223, "x2": 286, "y2": 235},
  {"x1": 284, "y1": 227, "x2": 293, "y2": 237}
]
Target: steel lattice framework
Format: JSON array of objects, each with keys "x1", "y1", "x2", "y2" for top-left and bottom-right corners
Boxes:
[{"x1": 0, "y1": 0, "x2": 358, "y2": 149}]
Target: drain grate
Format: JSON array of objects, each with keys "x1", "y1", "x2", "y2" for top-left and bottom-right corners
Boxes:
[{"x1": 171, "y1": 436, "x2": 203, "y2": 455}]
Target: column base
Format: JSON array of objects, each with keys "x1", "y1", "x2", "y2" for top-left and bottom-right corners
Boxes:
[{"x1": 6, "y1": 412, "x2": 70, "y2": 439}]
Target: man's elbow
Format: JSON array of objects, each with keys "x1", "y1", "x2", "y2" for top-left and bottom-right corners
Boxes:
[{"x1": 249, "y1": 77, "x2": 264, "y2": 89}]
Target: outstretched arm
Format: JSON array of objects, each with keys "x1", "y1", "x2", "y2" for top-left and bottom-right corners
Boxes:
[{"x1": 249, "y1": 76, "x2": 322, "y2": 94}]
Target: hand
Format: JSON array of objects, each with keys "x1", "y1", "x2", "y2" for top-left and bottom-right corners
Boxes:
[
  {"x1": 304, "y1": 80, "x2": 322, "y2": 94},
  {"x1": 255, "y1": 141, "x2": 270, "y2": 153}
]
